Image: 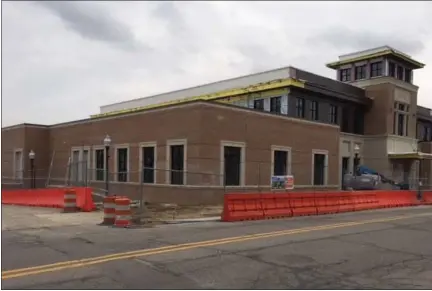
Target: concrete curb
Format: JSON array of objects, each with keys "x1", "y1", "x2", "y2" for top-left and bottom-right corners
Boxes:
[{"x1": 163, "y1": 216, "x2": 221, "y2": 224}]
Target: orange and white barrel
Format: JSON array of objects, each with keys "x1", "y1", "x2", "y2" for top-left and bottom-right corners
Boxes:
[
  {"x1": 114, "y1": 197, "x2": 132, "y2": 228},
  {"x1": 103, "y1": 196, "x2": 117, "y2": 225},
  {"x1": 64, "y1": 188, "x2": 77, "y2": 213}
]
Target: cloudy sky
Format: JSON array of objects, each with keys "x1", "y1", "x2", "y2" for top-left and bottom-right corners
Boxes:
[{"x1": 2, "y1": 1, "x2": 432, "y2": 126}]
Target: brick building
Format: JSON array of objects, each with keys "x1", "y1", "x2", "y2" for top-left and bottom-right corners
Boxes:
[{"x1": 2, "y1": 46, "x2": 432, "y2": 205}]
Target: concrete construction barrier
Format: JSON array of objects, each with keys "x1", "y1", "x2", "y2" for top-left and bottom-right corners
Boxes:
[
  {"x1": 222, "y1": 190, "x2": 430, "y2": 222},
  {"x1": 1, "y1": 187, "x2": 96, "y2": 212}
]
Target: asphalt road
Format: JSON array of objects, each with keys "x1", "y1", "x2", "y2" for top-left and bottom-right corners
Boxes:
[{"x1": 2, "y1": 205, "x2": 432, "y2": 289}]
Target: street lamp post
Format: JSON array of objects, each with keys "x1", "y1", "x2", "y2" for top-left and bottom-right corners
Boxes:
[
  {"x1": 104, "y1": 135, "x2": 112, "y2": 196},
  {"x1": 354, "y1": 144, "x2": 360, "y2": 175},
  {"x1": 28, "y1": 150, "x2": 35, "y2": 189}
]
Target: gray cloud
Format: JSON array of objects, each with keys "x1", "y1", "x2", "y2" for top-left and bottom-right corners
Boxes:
[
  {"x1": 2, "y1": 2, "x2": 432, "y2": 127},
  {"x1": 36, "y1": 1, "x2": 142, "y2": 50},
  {"x1": 307, "y1": 27, "x2": 426, "y2": 56}
]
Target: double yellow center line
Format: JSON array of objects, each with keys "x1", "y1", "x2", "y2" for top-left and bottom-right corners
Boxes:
[{"x1": 2, "y1": 212, "x2": 431, "y2": 280}]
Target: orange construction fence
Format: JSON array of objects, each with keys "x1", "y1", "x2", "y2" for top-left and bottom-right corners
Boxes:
[
  {"x1": 423, "y1": 191, "x2": 432, "y2": 205},
  {"x1": 1, "y1": 187, "x2": 96, "y2": 212},
  {"x1": 222, "y1": 190, "x2": 427, "y2": 222}
]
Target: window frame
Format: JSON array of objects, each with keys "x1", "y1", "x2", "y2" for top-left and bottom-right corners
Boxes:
[
  {"x1": 114, "y1": 144, "x2": 130, "y2": 183},
  {"x1": 270, "y1": 96, "x2": 282, "y2": 114},
  {"x1": 271, "y1": 145, "x2": 292, "y2": 179},
  {"x1": 329, "y1": 104, "x2": 338, "y2": 124},
  {"x1": 295, "y1": 97, "x2": 305, "y2": 118},
  {"x1": 354, "y1": 65, "x2": 366, "y2": 80},
  {"x1": 340, "y1": 68, "x2": 351, "y2": 82},
  {"x1": 388, "y1": 62, "x2": 396, "y2": 77},
  {"x1": 13, "y1": 148, "x2": 24, "y2": 180},
  {"x1": 370, "y1": 61, "x2": 383, "y2": 77},
  {"x1": 139, "y1": 142, "x2": 157, "y2": 184},
  {"x1": 311, "y1": 149, "x2": 329, "y2": 186},
  {"x1": 92, "y1": 146, "x2": 106, "y2": 182},
  {"x1": 220, "y1": 140, "x2": 246, "y2": 186},
  {"x1": 253, "y1": 99, "x2": 264, "y2": 111},
  {"x1": 166, "y1": 139, "x2": 187, "y2": 185},
  {"x1": 310, "y1": 100, "x2": 319, "y2": 121}
]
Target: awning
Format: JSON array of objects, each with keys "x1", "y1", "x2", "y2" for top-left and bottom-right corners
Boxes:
[{"x1": 388, "y1": 152, "x2": 432, "y2": 159}]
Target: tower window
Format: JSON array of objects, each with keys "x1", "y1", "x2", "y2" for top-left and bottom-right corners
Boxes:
[
  {"x1": 370, "y1": 62, "x2": 383, "y2": 77},
  {"x1": 295, "y1": 97, "x2": 305, "y2": 118},
  {"x1": 397, "y1": 66, "x2": 404, "y2": 80},
  {"x1": 354, "y1": 65, "x2": 366, "y2": 80},
  {"x1": 404, "y1": 68, "x2": 412, "y2": 83},
  {"x1": 388, "y1": 62, "x2": 396, "y2": 77},
  {"x1": 340, "y1": 69, "x2": 351, "y2": 82}
]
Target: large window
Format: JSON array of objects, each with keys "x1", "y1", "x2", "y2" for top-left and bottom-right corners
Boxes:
[
  {"x1": 272, "y1": 149, "x2": 290, "y2": 176},
  {"x1": 270, "y1": 96, "x2": 282, "y2": 113},
  {"x1": 340, "y1": 69, "x2": 351, "y2": 82},
  {"x1": 393, "y1": 102, "x2": 409, "y2": 136},
  {"x1": 397, "y1": 65, "x2": 404, "y2": 80},
  {"x1": 388, "y1": 62, "x2": 396, "y2": 77},
  {"x1": 313, "y1": 152, "x2": 327, "y2": 186},
  {"x1": 310, "y1": 101, "x2": 319, "y2": 121},
  {"x1": 404, "y1": 68, "x2": 412, "y2": 83},
  {"x1": 71, "y1": 150, "x2": 80, "y2": 182},
  {"x1": 13, "y1": 149, "x2": 23, "y2": 180},
  {"x1": 329, "y1": 104, "x2": 338, "y2": 124},
  {"x1": 253, "y1": 99, "x2": 264, "y2": 111},
  {"x1": 142, "y1": 145, "x2": 156, "y2": 184},
  {"x1": 223, "y1": 145, "x2": 242, "y2": 186},
  {"x1": 296, "y1": 97, "x2": 305, "y2": 118},
  {"x1": 169, "y1": 144, "x2": 185, "y2": 185},
  {"x1": 354, "y1": 65, "x2": 366, "y2": 80},
  {"x1": 95, "y1": 149, "x2": 105, "y2": 181},
  {"x1": 116, "y1": 148, "x2": 128, "y2": 182},
  {"x1": 370, "y1": 62, "x2": 383, "y2": 77}
]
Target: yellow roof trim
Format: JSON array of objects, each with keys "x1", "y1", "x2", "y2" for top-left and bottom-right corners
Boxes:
[
  {"x1": 388, "y1": 152, "x2": 432, "y2": 159},
  {"x1": 91, "y1": 78, "x2": 305, "y2": 119},
  {"x1": 326, "y1": 49, "x2": 425, "y2": 69}
]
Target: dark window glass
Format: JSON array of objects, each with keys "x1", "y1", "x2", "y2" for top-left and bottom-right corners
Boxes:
[
  {"x1": 117, "y1": 148, "x2": 128, "y2": 182},
  {"x1": 397, "y1": 65, "x2": 404, "y2": 80},
  {"x1": 397, "y1": 113, "x2": 404, "y2": 136},
  {"x1": 296, "y1": 97, "x2": 305, "y2": 118},
  {"x1": 253, "y1": 99, "x2": 264, "y2": 110},
  {"x1": 310, "y1": 101, "x2": 319, "y2": 121},
  {"x1": 329, "y1": 104, "x2": 338, "y2": 124},
  {"x1": 340, "y1": 69, "x2": 351, "y2": 82},
  {"x1": 313, "y1": 154, "x2": 326, "y2": 185},
  {"x1": 224, "y1": 146, "x2": 241, "y2": 186},
  {"x1": 142, "y1": 146, "x2": 155, "y2": 184},
  {"x1": 270, "y1": 96, "x2": 281, "y2": 113},
  {"x1": 370, "y1": 62, "x2": 383, "y2": 77},
  {"x1": 95, "y1": 149, "x2": 105, "y2": 181},
  {"x1": 353, "y1": 108, "x2": 364, "y2": 134},
  {"x1": 170, "y1": 145, "x2": 184, "y2": 185},
  {"x1": 354, "y1": 65, "x2": 366, "y2": 80},
  {"x1": 404, "y1": 68, "x2": 412, "y2": 83},
  {"x1": 273, "y1": 150, "x2": 288, "y2": 176},
  {"x1": 389, "y1": 62, "x2": 396, "y2": 77}
]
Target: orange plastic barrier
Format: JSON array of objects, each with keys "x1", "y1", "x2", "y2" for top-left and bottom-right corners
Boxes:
[
  {"x1": 375, "y1": 190, "x2": 419, "y2": 208},
  {"x1": 222, "y1": 189, "x2": 429, "y2": 222},
  {"x1": 289, "y1": 193, "x2": 317, "y2": 216},
  {"x1": 423, "y1": 191, "x2": 432, "y2": 205},
  {"x1": 261, "y1": 194, "x2": 292, "y2": 218},
  {"x1": 1, "y1": 187, "x2": 96, "y2": 212},
  {"x1": 222, "y1": 194, "x2": 264, "y2": 222}
]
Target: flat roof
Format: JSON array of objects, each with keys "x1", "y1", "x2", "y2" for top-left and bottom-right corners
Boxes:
[{"x1": 326, "y1": 46, "x2": 425, "y2": 69}]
